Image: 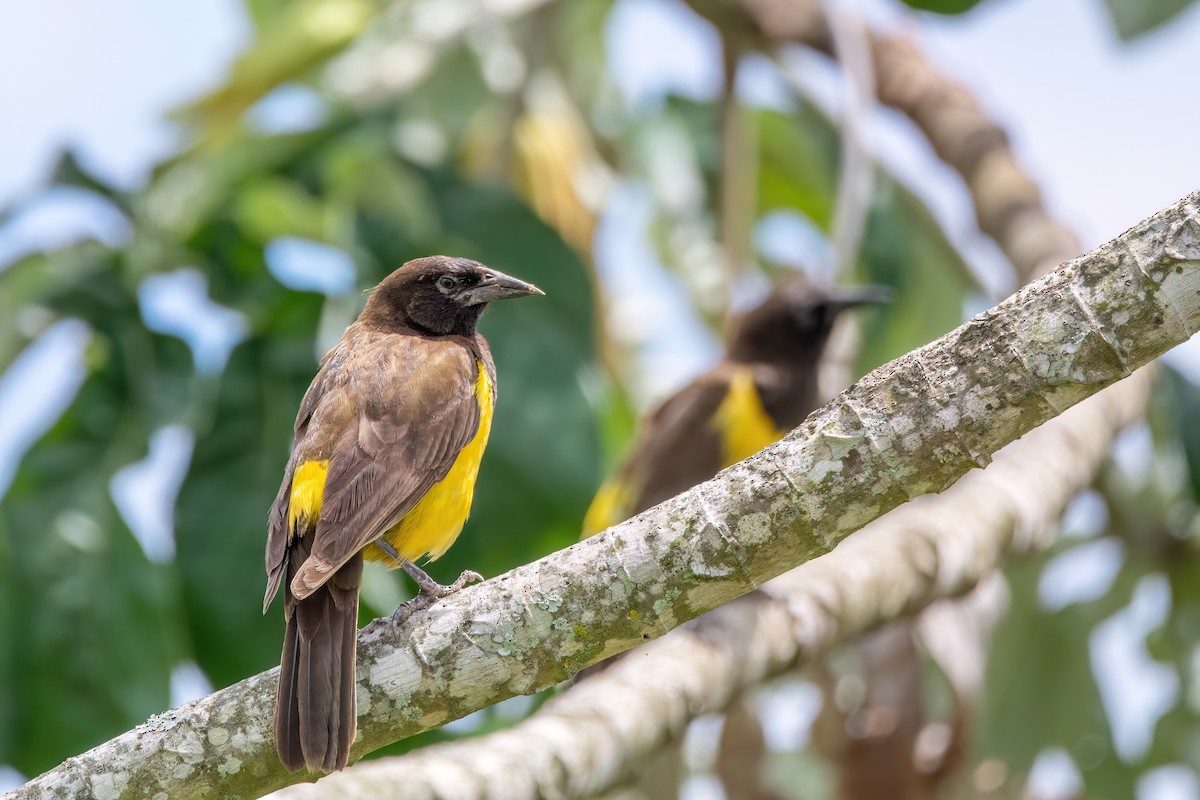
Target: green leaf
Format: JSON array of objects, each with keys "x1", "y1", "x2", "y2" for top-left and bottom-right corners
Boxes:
[
  {"x1": 1101, "y1": 0, "x2": 1200, "y2": 39},
  {"x1": 757, "y1": 109, "x2": 839, "y2": 228},
  {"x1": 555, "y1": 0, "x2": 618, "y2": 111},
  {"x1": 244, "y1": 0, "x2": 293, "y2": 30},
  {"x1": 177, "y1": 0, "x2": 376, "y2": 138},
  {"x1": 853, "y1": 182, "x2": 974, "y2": 372},
  {"x1": 899, "y1": 0, "x2": 988, "y2": 13},
  {"x1": 235, "y1": 176, "x2": 330, "y2": 242},
  {"x1": 1142, "y1": 553, "x2": 1200, "y2": 770},
  {"x1": 1157, "y1": 367, "x2": 1200, "y2": 502},
  {"x1": 320, "y1": 126, "x2": 442, "y2": 242},
  {"x1": 48, "y1": 150, "x2": 132, "y2": 212},
  {"x1": 0, "y1": 244, "x2": 114, "y2": 369},
  {"x1": 142, "y1": 124, "x2": 354, "y2": 240},
  {"x1": 0, "y1": 478, "x2": 177, "y2": 775},
  {"x1": 393, "y1": 43, "x2": 495, "y2": 145},
  {"x1": 167, "y1": 212, "x2": 329, "y2": 683}
]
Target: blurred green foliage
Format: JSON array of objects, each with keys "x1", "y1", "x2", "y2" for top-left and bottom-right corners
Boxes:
[
  {"x1": 1101, "y1": 0, "x2": 1200, "y2": 38},
  {"x1": 900, "y1": 0, "x2": 1200, "y2": 39},
  {"x1": 1, "y1": 0, "x2": 1199, "y2": 797},
  {"x1": 899, "y1": 0, "x2": 988, "y2": 14}
]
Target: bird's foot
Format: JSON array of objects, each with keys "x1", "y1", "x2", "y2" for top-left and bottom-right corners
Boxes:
[{"x1": 391, "y1": 560, "x2": 483, "y2": 628}]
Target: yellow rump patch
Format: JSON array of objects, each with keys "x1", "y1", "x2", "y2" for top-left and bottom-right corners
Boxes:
[
  {"x1": 712, "y1": 367, "x2": 784, "y2": 467},
  {"x1": 365, "y1": 359, "x2": 494, "y2": 566},
  {"x1": 289, "y1": 459, "x2": 329, "y2": 537}
]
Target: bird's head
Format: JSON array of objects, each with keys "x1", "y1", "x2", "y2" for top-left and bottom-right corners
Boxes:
[
  {"x1": 729, "y1": 282, "x2": 892, "y2": 364},
  {"x1": 364, "y1": 256, "x2": 544, "y2": 336}
]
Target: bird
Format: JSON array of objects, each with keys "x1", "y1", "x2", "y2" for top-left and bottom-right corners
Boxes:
[
  {"x1": 263, "y1": 255, "x2": 543, "y2": 774},
  {"x1": 582, "y1": 281, "x2": 890, "y2": 537}
]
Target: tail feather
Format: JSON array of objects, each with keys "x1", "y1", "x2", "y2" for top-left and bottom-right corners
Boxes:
[
  {"x1": 276, "y1": 551, "x2": 363, "y2": 773},
  {"x1": 336, "y1": 583, "x2": 358, "y2": 760},
  {"x1": 275, "y1": 612, "x2": 305, "y2": 772}
]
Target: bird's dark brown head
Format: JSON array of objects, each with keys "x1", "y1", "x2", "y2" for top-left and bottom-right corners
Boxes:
[
  {"x1": 362, "y1": 256, "x2": 544, "y2": 336},
  {"x1": 728, "y1": 282, "x2": 891, "y2": 364}
]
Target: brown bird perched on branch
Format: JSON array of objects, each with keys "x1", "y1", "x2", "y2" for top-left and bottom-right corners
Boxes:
[
  {"x1": 263, "y1": 256, "x2": 543, "y2": 774},
  {"x1": 583, "y1": 281, "x2": 890, "y2": 537}
]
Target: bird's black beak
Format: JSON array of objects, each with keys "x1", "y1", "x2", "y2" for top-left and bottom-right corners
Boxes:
[
  {"x1": 462, "y1": 269, "x2": 545, "y2": 305},
  {"x1": 824, "y1": 285, "x2": 894, "y2": 313}
]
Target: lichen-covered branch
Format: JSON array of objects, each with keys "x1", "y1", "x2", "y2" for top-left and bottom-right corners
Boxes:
[
  {"x1": 267, "y1": 371, "x2": 1148, "y2": 800},
  {"x1": 11, "y1": 192, "x2": 1200, "y2": 800}
]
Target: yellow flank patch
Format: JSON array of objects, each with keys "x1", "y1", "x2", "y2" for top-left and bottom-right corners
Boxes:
[
  {"x1": 581, "y1": 476, "x2": 636, "y2": 537},
  {"x1": 712, "y1": 367, "x2": 784, "y2": 467},
  {"x1": 289, "y1": 460, "x2": 329, "y2": 537},
  {"x1": 365, "y1": 360, "x2": 494, "y2": 566}
]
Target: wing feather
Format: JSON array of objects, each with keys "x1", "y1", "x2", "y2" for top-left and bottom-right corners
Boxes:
[
  {"x1": 291, "y1": 336, "x2": 483, "y2": 597},
  {"x1": 618, "y1": 366, "x2": 732, "y2": 513}
]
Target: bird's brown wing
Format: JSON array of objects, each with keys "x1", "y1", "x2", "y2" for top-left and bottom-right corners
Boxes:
[
  {"x1": 284, "y1": 334, "x2": 483, "y2": 600},
  {"x1": 622, "y1": 366, "x2": 734, "y2": 514},
  {"x1": 265, "y1": 352, "x2": 348, "y2": 610}
]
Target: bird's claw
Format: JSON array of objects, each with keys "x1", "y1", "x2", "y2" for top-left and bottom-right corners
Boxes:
[
  {"x1": 390, "y1": 594, "x2": 432, "y2": 628},
  {"x1": 391, "y1": 564, "x2": 484, "y2": 630},
  {"x1": 445, "y1": 569, "x2": 484, "y2": 594}
]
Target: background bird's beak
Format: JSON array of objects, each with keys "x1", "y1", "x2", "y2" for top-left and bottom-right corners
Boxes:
[
  {"x1": 462, "y1": 270, "x2": 545, "y2": 305},
  {"x1": 824, "y1": 285, "x2": 894, "y2": 312}
]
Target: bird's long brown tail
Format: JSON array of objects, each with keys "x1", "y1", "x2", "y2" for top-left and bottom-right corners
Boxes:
[{"x1": 276, "y1": 550, "x2": 363, "y2": 773}]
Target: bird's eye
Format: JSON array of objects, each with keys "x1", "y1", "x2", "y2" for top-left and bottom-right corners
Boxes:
[{"x1": 437, "y1": 275, "x2": 457, "y2": 291}]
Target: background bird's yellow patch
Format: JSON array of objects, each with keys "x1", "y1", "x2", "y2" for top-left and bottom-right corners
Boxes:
[
  {"x1": 712, "y1": 368, "x2": 784, "y2": 467},
  {"x1": 581, "y1": 476, "x2": 636, "y2": 537}
]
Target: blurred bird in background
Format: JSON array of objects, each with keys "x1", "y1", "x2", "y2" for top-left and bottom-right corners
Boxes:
[
  {"x1": 576, "y1": 280, "x2": 890, "y2": 797},
  {"x1": 583, "y1": 281, "x2": 891, "y2": 538}
]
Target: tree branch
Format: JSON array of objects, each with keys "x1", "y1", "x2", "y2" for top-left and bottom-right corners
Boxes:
[
  {"x1": 265, "y1": 371, "x2": 1149, "y2": 800},
  {"x1": 824, "y1": 7, "x2": 877, "y2": 281},
  {"x1": 11, "y1": 192, "x2": 1200, "y2": 800}
]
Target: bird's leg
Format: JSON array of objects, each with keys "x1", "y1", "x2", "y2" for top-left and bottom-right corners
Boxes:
[
  {"x1": 390, "y1": 558, "x2": 483, "y2": 627},
  {"x1": 375, "y1": 538, "x2": 401, "y2": 560}
]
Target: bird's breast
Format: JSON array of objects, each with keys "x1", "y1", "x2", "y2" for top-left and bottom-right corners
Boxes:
[{"x1": 364, "y1": 359, "x2": 495, "y2": 565}]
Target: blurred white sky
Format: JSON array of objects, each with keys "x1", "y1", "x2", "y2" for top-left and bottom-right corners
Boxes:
[
  {"x1": 914, "y1": 0, "x2": 1200, "y2": 248},
  {"x1": 1, "y1": 0, "x2": 1199, "y2": 794},
  {"x1": 2, "y1": 0, "x2": 1200, "y2": 236},
  {"x1": 0, "y1": 0, "x2": 248, "y2": 202}
]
